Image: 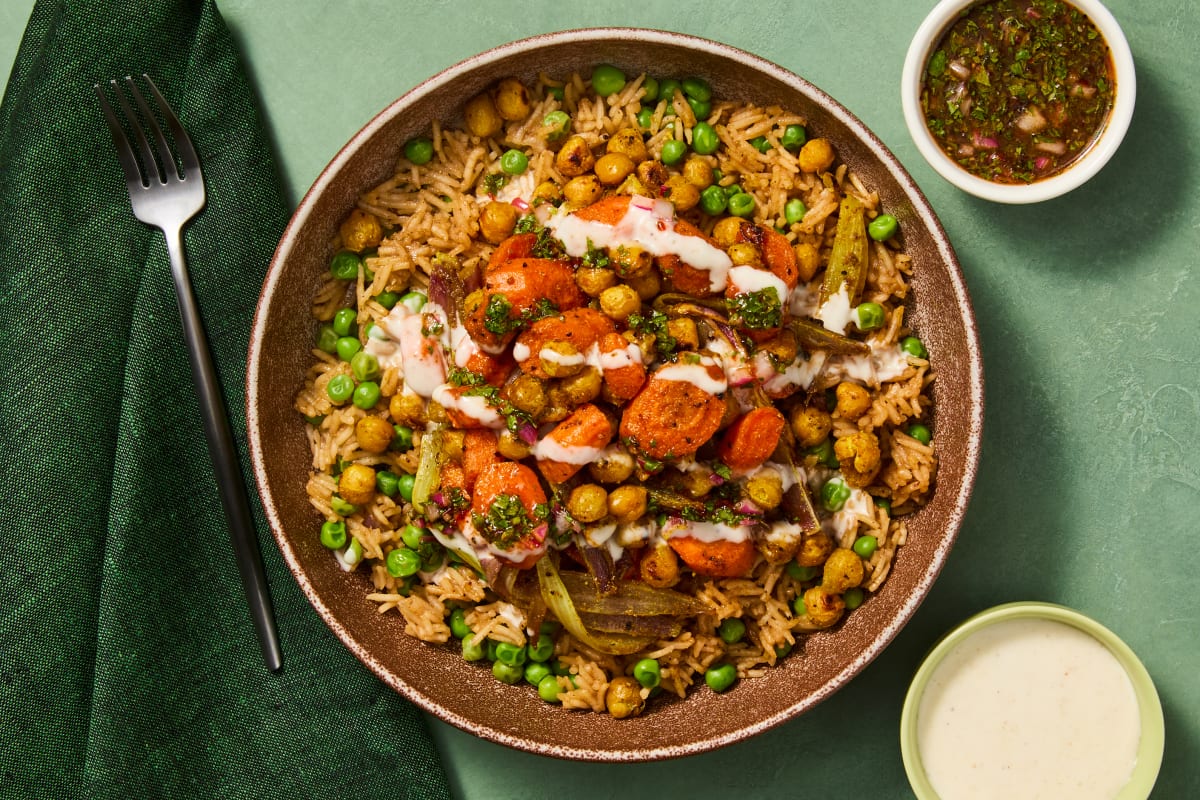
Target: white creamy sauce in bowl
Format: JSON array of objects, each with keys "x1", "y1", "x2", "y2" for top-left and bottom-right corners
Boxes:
[{"x1": 916, "y1": 617, "x2": 1141, "y2": 800}]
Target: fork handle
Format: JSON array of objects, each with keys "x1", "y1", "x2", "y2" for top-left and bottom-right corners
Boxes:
[{"x1": 164, "y1": 227, "x2": 283, "y2": 672}]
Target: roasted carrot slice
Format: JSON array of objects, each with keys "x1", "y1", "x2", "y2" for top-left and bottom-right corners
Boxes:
[
  {"x1": 536, "y1": 403, "x2": 615, "y2": 484},
  {"x1": 514, "y1": 308, "x2": 616, "y2": 379},
  {"x1": 619, "y1": 366, "x2": 725, "y2": 460},
  {"x1": 439, "y1": 462, "x2": 467, "y2": 492},
  {"x1": 597, "y1": 332, "x2": 646, "y2": 402},
  {"x1": 717, "y1": 407, "x2": 786, "y2": 471},
  {"x1": 459, "y1": 347, "x2": 514, "y2": 386},
  {"x1": 736, "y1": 222, "x2": 799, "y2": 290},
  {"x1": 485, "y1": 258, "x2": 585, "y2": 314},
  {"x1": 486, "y1": 232, "x2": 537, "y2": 272},
  {"x1": 462, "y1": 429, "x2": 502, "y2": 493},
  {"x1": 668, "y1": 535, "x2": 757, "y2": 578},
  {"x1": 435, "y1": 385, "x2": 496, "y2": 430},
  {"x1": 572, "y1": 194, "x2": 631, "y2": 224},
  {"x1": 471, "y1": 461, "x2": 547, "y2": 518}
]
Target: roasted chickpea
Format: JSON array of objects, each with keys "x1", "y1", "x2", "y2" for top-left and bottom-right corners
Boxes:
[
  {"x1": 339, "y1": 209, "x2": 382, "y2": 253},
  {"x1": 464, "y1": 92, "x2": 503, "y2": 138},
  {"x1": 568, "y1": 484, "x2": 609, "y2": 523},
  {"x1": 681, "y1": 156, "x2": 714, "y2": 188},
  {"x1": 635, "y1": 160, "x2": 669, "y2": 193},
  {"x1": 562, "y1": 174, "x2": 603, "y2": 207},
  {"x1": 835, "y1": 381, "x2": 872, "y2": 420},
  {"x1": 497, "y1": 429, "x2": 532, "y2": 460},
  {"x1": 640, "y1": 541, "x2": 681, "y2": 588},
  {"x1": 823, "y1": 548, "x2": 866, "y2": 593},
  {"x1": 790, "y1": 406, "x2": 832, "y2": 448},
  {"x1": 609, "y1": 244, "x2": 653, "y2": 279},
  {"x1": 595, "y1": 152, "x2": 636, "y2": 186},
  {"x1": 479, "y1": 200, "x2": 518, "y2": 244},
  {"x1": 554, "y1": 135, "x2": 595, "y2": 177},
  {"x1": 727, "y1": 242, "x2": 762, "y2": 268},
  {"x1": 539, "y1": 388, "x2": 571, "y2": 423},
  {"x1": 745, "y1": 469, "x2": 783, "y2": 510},
  {"x1": 625, "y1": 268, "x2": 661, "y2": 301},
  {"x1": 798, "y1": 138, "x2": 835, "y2": 173},
  {"x1": 575, "y1": 266, "x2": 618, "y2": 297},
  {"x1": 615, "y1": 174, "x2": 649, "y2": 197},
  {"x1": 338, "y1": 464, "x2": 376, "y2": 506},
  {"x1": 559, "y1": 366, "x2": 602, "y2": 405},
  {"x1": 607, "y1": 485, "x2": 648, "y2": 523},
  {"x1": 606, "y1": 127, "x2": 648, "y2": 163},
  {"x1": 532, "y1": 181, "x2": 562, "y2": 206},
  {"x1": 796, "y1": 530, "x2": 835, "y2": 567},
  {"x1": 661, "y1": 175, "x2": 699, "y2": 212},
  {"x1": 502, "y1": 373, "x2": 547, "y2": 417},
  {"x1": 802, "y1": 586, "x2": 845, "y2": 628},
  {"x1": 389, "y1": 392, "x2": 424, "y2": 426},
  {"x1": 589, "y1": 447, "x2": 635, "y2": 483},
  {"x1": 355, "y1": 416, "x2": 395, "y2": 454},
  {"x1": 677, "y1": 467, "x2": 714, "y2": 499},
  {"x1": 793, "y1": 242, "x2": 821, "y2": 283},
  {"x1": 835, "y1": 430, "x2": 882, "y2": 488},
  {"x1": 425, "y1": 402, "x2": 448, "y2": 424},
  {"x1": 605, "y1": 676, "x2": 646, "y2": 719},
  {"x1": 539, "y1": 340, "x2": 584, "y2": 378},
  {"x1": 666, "y1": 317, "x2": 699, "y2": 350},
  {"x1": 712, "y1": 216, "x2": 744, "y2": 247},
  {"x1": 599, "y1": 285, "x2": 641, "y2": 321},
  {"x1": 758, "y1": 329, "x2": 798, "y2": 363},
  {"x1": 492, "y1": 77, "x2": 532, "y2": 121}
]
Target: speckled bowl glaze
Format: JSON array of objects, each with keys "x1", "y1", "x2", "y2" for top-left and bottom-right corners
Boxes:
[{"x1": 247, "y1": 28, "x2": 984, "y2": 761}]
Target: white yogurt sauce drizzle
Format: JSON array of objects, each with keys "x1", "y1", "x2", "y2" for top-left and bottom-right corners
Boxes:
[{"x1": 815, "y1": 284, "x2": 855, "y2": 335}]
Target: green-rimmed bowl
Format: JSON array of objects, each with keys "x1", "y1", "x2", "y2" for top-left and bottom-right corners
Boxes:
[{"x1": 900, "y1": 601, "x2": 1164, "y2": 799}]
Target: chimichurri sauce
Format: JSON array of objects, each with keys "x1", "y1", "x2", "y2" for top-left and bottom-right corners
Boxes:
[{"x1": 921, "y1": 0, "x2": 1114, "y2": 184}]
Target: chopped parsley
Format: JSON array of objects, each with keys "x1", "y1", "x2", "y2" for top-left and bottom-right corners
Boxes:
[
  {"x1": 581, "y1": 239, "x2": 610, "y2": 269},
  {"x1": 679, "y1": 501, "x2": 759, "y2": 527},
  {"x1": 514, "y1": 213, "x2": 540, "y2": 234},
  {"x1": 727, "y1": 287, "x2": 782, "y2": 330},
  {"x1": 460, "y1": 381, "x2": 535, "y2": 437},
  {"x1": 530, "y1": 225, "x2": 567, "y2": 259},
  {"x1": 471, "y1": 494, "x2": 548, "y2": 550},
  {"x1": 420, "y1": 313, "x2": 445, "y2": 337},
  {"x1": 482, "y1": 173, "x2": 508, "y2": 195},
  {"x1": 628, "y1": 309, "x2": 677, "y2": 362},
  {"x1": 482, "y1": 293, "x2": 560, "y2": 337}
]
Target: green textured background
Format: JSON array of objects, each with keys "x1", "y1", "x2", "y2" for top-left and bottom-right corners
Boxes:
[{"x1": 4, "y1": 1, "x2": 1195, "y2": 797}]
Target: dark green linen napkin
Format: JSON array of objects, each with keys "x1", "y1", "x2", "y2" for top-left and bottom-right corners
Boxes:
[{"x1": 0, "y1": 2, "x2": 450, "y2": 798}]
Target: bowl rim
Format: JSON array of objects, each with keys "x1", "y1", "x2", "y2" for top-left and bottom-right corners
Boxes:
[
  {"x1": 900, "y1": 0, "x2": 1137, "y2": 204},
  {"x1": 899, "y1": 601, "x2": 1165, "y2": 798},
  {"x1": 247, "y1": 26, "x2": 986, "y2": 760}
]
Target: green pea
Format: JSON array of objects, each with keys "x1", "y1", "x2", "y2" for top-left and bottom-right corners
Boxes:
[
  {"x1": 398, "y1": 525, "x2": 422, "y2": 550},
  {"x1": 868, "y1": 213, "x2": 898, "y2": 241},
  {"x1": 398, "y1": 473, "x2": 416, "y2": 502},
  {"x1": 350, "y1": 351, "x2": 380, "y2": 382},
  {"x1": 821, "y1": 477, "x2": 851, "y2": 512},
  {"x1": 376, "y1": 291, "x2": 400, "y2": 310},
  {"x1": 591, "y1": 64, "x2": 627, "y2": 97},
  {"x1": 391, "y1": 425, "x2": 414, "y2": 452},
  {"x1": 547, "y1": 86, "x2": 565, "y2": 101},
  {"x1": 704, "y1": 663, "x2": 737, "y2": 693},
  {"x1": 636, "y1": 107, "x2": 653, "y2": 131},
  {"x1": 320, "y1": 520, "x2": 347, "y2": 549},
  {"x1": 681, "y1": 76, "x2": 712, "y2": 102},
  {"x1": 542, "y1": 110, "x2": 571, "y2": 142},
  {"x1": 375, "y1": 470, "x2": 400, "y2": 497},
  {"x1": 551, "y1": 660, "x2": 572, "y2": 677},
  {"x1": 808, "y1": 438, "x2": 839, "y2": 469},
  {"x1": 421, "y1": 547, "x2": 444, "y2": 572},
  {"x1": 462, "y1": 636, "x2": 486, "y2": 662},
  {"x1": 661, "y1": 139, "x2": 687, "y2": 165},
  {"x1": 784, "y1": 198, "x2": 807, "y2": 225},
  {"x1": 316, "y1": 324, "x2": 339, "y2": 354},
  {"x1": 691, "y1": 122, "x2": 719, "y2": 155},
  {"x1": 844, "y1": 587, "x2": 865, "y2": 610},
  {"x1": 335, "y1": 336, "x2": 361, "y2": 362},
  {"x1": 781, "y1": 124, "x2": 807, "y2": 151},
  {"x1": 304, "y1": 414, "x2": 326, "y2": 427},
  {"x1": 330, "y1": 496, "x2": 357, "y2": 518},
  {"x1": 501, "y1": 148, "x2": 529, "y2": 175},
  {"x1": 686, "y1": 95, "x2": 711, "y2": 120},
  {"x1": 907, "y1": 423, "x2": 933, "y2": 445},
  {"x1": 449, "y1": 607, "x2": 472, "y2": 639},
  {"x1": 658, "y1": 78, "x2": 682, "y2": 102},
  {"x1": 493, "y1": 660, "x2": 523, "y2": 685},
  {"x1": 728, "y1": 192, "x2": 755, "y2": 218},
  {"x1": 352, "y1": 381, "x2": 380, "y2": 410},
  {"x1": 774, "y1": 642, "x2": 793, "y2": 659},
  {"x1": 403, "y1": 136, "x2": 434, "y2": 166},
  {"x1": 874, "y1": 497, "x2": 892, "y2": 514},
  {"x1": 699, "y1": 185, "x2": 728, "y2": 215},
  {"x1": 326, "y1": 374, "x2": 355, "y2": 404},
  {"x1": 330, "y1": 250, "x2": 361, "y2": 280},
  {"x1": 537, "y1": 673, "x2": 562, "y2": 702},
  {"x1": 494, "y1": 642, "x2": 527, "y2": 667},
  {"x1": 855, "y1": 302, "x2": 885, "y2": 331},
  {"x1": 524, "y1": 661, "x2": 552, "y2": 687},
  {"x1": 792, "y1": 595, "x2": 808, "y2": 616},
  {"x1": 750, "y1": 136, "x2": 770, "y2": 153},
  {"x1": 386, "y1": 547, "x2": 422, "y2": 578},
  {"x1": 786, "y1": 562, "x2": 819, "y2": 582},
  {"x1": 641, "y1": 77, "x2": 660, "y2": 103},
  {"x1": 901, "y1": 336, "x2": 928, "y2": 359},
  {"x1": 853, "y1": 534, "x2": 879, "y2": 559},
  {"x1": 718, "y1": 618, "x2": 746, "y2": 644},
  {"x1": 364, "y1": 322, "x2": 384, "y2": 341},
  {"x1": 332, "y1": 307, "x2": 357, "y2": 337},
  {"x1": 400, "y1": 291, "x2": 427, "y2": 314},
  {"x1": 723, "y1": 183, "x2": 743, "y2": 198},
  {"x1": 528, "y1": 633, "x2": 555, "y2": 663},
  {"x1": 633, "y1": 658, "x2": 661, "y2": 689},
  {"x1": 485, "y1": 639, "x2": 500, "y2": 662}
]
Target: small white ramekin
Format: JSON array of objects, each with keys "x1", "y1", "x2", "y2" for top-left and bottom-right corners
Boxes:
[{"x1": 901, "y1": 0, "x2": 1136, "y2": 203}]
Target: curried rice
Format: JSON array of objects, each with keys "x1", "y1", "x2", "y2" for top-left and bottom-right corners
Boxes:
[{"x1": 295, "y1": 66, "x2": 937, "y2": 716}]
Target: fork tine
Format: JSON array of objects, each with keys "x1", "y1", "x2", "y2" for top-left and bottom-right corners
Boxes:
[
  {"x1": 125, "y1": 75, "x2": 180, "y2": 182},
  {"x1": 141, "y1": 74, "x2": 201, "y2": 180},
  {"x1": 109, "y1": 77, "x2": 164, "y2": 186},
  {"x1": 94, "y1": 84, "x2": 144, "y2": 191}
]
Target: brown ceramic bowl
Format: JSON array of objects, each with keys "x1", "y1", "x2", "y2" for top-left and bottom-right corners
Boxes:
[{"x1": 247, "y1": 28, "x2": 984, "y2": 761}]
